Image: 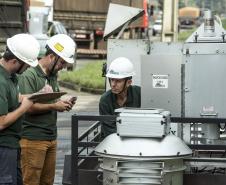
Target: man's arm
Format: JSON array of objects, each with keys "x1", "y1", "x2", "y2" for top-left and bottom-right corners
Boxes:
[
  {"x1": 26, "y1": 100, "x2": 74, "y2": 114},
  {"x1": 99, "y1": 100, "x2": 110, "y2": 115},
  {"x1": 18, "y1": 70, "x2": 74, "y2": 114},
  {"x1": 0, "y1": 97, "x2": 33, "y2": 131},
  {"x1": 99, "y1": 96, "x2": 117, "y2": 137}
]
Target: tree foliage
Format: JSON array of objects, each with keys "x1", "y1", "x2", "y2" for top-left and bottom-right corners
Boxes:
[{"x1": 179, "y1": 0, "x2": 226, "y2": 14}]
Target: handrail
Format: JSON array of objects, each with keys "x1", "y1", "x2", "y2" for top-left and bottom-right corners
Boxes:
[
  {"x1": 71, "y1": 115, "x2": 117, "y2": 185},
  {"x1": 79, "y1": 121, "x2": 100, "y2": 141}
]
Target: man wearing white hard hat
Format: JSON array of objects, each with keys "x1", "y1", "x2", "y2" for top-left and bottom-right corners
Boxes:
[
  {"x1": 18, "y1": 34, "x2": 77, "y2": 185},
  {"x1": 0, "y1": 33, "x2": 40, "y2": 185},
  {"x1": 99, "y1": 57, "x2": 141, "y2": 138}
]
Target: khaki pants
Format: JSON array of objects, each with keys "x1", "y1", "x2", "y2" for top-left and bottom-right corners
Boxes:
[{"x1": 20, "y1": 139, "x2": 57, "y2": 185}]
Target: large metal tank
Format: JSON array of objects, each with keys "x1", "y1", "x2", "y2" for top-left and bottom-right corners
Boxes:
[{"x1": 95, "y1": 109, "x2": 192, "y2": 185}]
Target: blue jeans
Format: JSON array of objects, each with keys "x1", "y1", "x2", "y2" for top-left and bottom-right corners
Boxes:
[{"x1": 0, "y1": 146, "x2": 23, "y2": 185}]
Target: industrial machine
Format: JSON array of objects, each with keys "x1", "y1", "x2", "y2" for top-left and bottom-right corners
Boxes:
[
  {"x1": 63, "y1": 5, "x2": 226, "y2": 185},
  {"x1": 95, "y1": 108, "x2": 192, "y2": 185}
]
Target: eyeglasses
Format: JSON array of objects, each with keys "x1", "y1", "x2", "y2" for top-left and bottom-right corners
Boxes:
[{"x1": 61, "y1": 60, "x2": 67, "y2": 65}]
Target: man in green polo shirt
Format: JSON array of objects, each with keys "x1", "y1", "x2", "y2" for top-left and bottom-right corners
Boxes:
[
  {"x1": 99, "y1": 57, "x2": 141, "y2": 138},
  {"x1": 18, "y1": 34, "x2": 76, "y2": 185},
  {"x1": 0, "y1": 33, "x2": 40, "y2": 185}
]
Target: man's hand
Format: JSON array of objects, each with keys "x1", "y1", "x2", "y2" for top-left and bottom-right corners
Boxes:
[
  {"x1": 39, "y1": 84, "x2": 53, "y2": 93},
  {"x1": 20, "y1": 96, "x2": 34, "y2": 112},
  {"x1": 0, "y1": 97, "x2": 34, "y2": 131},
  {"x1": 68, "y1": 96, "x2": 77, "y2": 105},
  {"x1": 53, "y1": 100, "x2": 74, "y2": 112}
]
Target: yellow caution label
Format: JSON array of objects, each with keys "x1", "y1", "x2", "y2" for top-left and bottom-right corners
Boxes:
[{"x1": 54, "y1": 43, "x2": 64, "y2": 52}]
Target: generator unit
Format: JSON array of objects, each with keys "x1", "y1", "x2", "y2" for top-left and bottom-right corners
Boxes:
[
  {"x1": 104, "y1": 7, "x2": 226, "y2": 185},
  {"x1": 65, "y1": 6, "x2": 226, "y2": 185},
  {"x1": 95, "y1": 108, "x2": 192, "y2": 185}
]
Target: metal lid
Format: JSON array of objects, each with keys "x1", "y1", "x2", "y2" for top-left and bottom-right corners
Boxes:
[
  {"x1": 103, "y1": 3, "x2": 144, "y2": 39},
  {"x1": 95, "y1": 134, "x2": 192, "y2": 159}
]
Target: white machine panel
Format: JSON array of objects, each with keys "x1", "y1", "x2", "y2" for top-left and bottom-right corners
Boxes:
[{"x1": 141, "y1": 54, "x2": 182, "y2": 117}]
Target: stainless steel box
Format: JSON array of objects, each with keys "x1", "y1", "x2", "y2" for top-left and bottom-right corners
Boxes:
[
  {"x1": 141, "y1": 43, "x2": 183, "y2": 117},
  {"x1": 115, "y1": 108, "x2": 171, "y2": 138},
  {"x1": 183, "y1": 43, "x2": 226, "y2": 118}
]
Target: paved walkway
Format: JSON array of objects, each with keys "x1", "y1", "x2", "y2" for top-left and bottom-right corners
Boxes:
[{"x1": 54, "y1": 87, "x2": 101, "y2": 184}]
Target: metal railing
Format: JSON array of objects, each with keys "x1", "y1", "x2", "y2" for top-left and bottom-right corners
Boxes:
[
  {"x1": 71, "y1": 115, "x2": 116, "y2": 185},
  {"x1": 71, "y1": 115, "x2": 226, "y2": 185}
]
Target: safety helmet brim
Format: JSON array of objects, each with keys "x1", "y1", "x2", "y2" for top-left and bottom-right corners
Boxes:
[
  {"x1": 56, "y1": 52, "x2": 74, "y2": 64},
  {"x1": 106, "y1": 73, "x2": 135, "y2": 79}
]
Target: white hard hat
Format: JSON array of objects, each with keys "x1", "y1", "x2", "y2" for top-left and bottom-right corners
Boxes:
[
  {"x1": 46, "y1": 34, "x2": 76, "y2": 64},
  {"x1": 106, "y1": 57, "x2": 135, "y2": 79},
  {"x1": 7, "y1": 34, "x2": 40, "y2": 67}
]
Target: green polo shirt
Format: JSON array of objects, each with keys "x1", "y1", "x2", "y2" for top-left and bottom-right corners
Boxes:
[
  {"x1": 18, "y1": 65, "x2": 60, "y2": 140},
  {"x1": 99, "y1": 85, "x2": 141, "y2": 137},
  {"x1": 0, "y1": 65, "x2": 22, "y2": 148}
]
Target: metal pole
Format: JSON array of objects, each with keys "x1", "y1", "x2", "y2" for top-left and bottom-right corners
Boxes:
[
  {"x1": 71, "y1": 115, "x2": 78, "y2": 185},
  {"x1": 161, "y1": 0, "x2": 178, "y2": 42}
]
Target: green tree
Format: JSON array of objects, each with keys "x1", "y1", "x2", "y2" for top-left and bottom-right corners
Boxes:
[
  {"x1": 179, "y1": 0, "x2": 185, "y2": 8},
  {"x1": 179, "y1": 0, "x2": 197, "y2": 8},
  {"x1": 187, "y1": 0, "x2": 196, "y2": 6}
]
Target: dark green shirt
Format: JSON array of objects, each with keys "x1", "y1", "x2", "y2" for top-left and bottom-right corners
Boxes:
[
  {"x1": 18, "y1": 65, "x2": 60, "y2": 140},
  {"x1": 99, "y1": 85, "x2": 141, "y2": 137},
  {"x1": 0, "y1": 65, "x2": 22, "y2": 148}
]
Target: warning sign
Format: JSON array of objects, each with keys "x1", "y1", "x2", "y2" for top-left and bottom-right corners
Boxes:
[{"x1": 152, "y1": 75, "x2": 168, "y2": 88}]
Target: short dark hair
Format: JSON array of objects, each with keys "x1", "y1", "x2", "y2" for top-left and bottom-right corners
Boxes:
[
  {"x1": 45, "y1": 45, "x2": 62, "y2": 59},
  {"x1": 2, "y1": 46, "x2": 24, "y2": 64},
  {"x1": 2, "y1": 47, "x2": 16, "y2": 61},
  {"x1": 45, "y1": 46, "x2": 55, "y2": 56},
  {"x1": 126, "y1": 76, "x2": 132, "y2": 80}
]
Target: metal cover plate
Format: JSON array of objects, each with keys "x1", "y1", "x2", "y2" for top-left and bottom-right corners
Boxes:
[{"x1": 95, "y1": 134, "x2": 192, "y2": 157}]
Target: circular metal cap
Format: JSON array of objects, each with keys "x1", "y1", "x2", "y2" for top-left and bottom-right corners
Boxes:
[{"x1": 95, "y1": 134, "x2": 192, "y2": 159}]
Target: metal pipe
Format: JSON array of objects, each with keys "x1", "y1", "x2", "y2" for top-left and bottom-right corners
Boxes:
[
  {"x1": 185, "y1": 157, "x2": 226, "y2": 162},
  {"x1": 204, "y1": 10, "x2": 215, "y2": 36},
  {"x1": 71, "y1": 115, "x2": 79, "y2": 185}
]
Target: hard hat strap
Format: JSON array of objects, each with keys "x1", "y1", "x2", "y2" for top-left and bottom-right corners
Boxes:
[
  {"x1": 49, "y1": 55, "x2": 60, "y2": 76},
  {"x1": 16, "y1": 62, "x2": 26, "y2": 74},
  {"x1": 118, "y1": 78, "x2": 129, "y2": 95}
]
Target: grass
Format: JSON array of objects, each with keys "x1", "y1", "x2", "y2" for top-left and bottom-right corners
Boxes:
[
  {"x1": 222, "y1": 19, "x2": 226, "y2": 29},
  {"x1": 178, "y1": 28, "x2": 196, "y2": 42},
  {"x1": 59, "y1": 61, "x2": 105, "y2": 89},
  {"x1": 178, "y1": 18, "x2": 226, "y2": 42}
]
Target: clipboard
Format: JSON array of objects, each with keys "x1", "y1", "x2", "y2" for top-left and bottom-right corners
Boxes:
[{"x1": 28, "y1": 92, "x2": 67, "y2": 103}]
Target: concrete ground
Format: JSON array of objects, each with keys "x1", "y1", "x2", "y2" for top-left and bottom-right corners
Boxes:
[{"x1": 54, "y1": 87, "x2": 101, "y2": 184}]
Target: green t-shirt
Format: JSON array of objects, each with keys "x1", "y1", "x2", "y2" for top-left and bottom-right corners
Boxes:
[
  {"x1": 99, "y1": 85, "x2": 141, "y2": 137},
  {"x1": 18, "y1": 65, "x2": 60, "y2": 140},
  {"x1": 0, "y1": 65, "x2": 22, "y2": 149}
]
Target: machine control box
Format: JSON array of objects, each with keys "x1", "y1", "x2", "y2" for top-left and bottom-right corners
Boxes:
[{"x1": 115, "y1": 108, "x2": 171, "y2": 138}]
